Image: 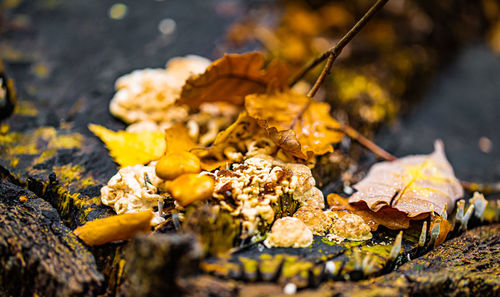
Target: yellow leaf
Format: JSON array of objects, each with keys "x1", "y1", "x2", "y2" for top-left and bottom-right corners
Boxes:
[
  {"x1": 349, "y1": 141, "x2": 464, "y2": 218},
  {"x1": 178, "y1": 52, "x2": 288, "y2": 107},
  {"x1": 89, "y1": 124, "x2": 165, "y2": 167},
  {"x1": 74, "y1": 211, "x2": 153, "y2": 246},
  {"x1": 245, "y1": 90, "x2": 344, "y2": 160}
]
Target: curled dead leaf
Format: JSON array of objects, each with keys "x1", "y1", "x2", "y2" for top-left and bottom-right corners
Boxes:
[
  {"x1": 349, "y1": 140, "x2": 463, "y2": 217},
  {"x1": 245, "y1": 90, "x2": 344, "y2": 160},
  {"x1": 192, "y1": 112, "x2": 265, "y2": 170},
  {"x1": 179, "y1": 52, "x2": 288, "y2": 107},
  {"x1": 89, "y1": 124, "x2": 165, "y2": 167},
  {"x1": 74, "y1": 211, "x2": 153, "y2": 246},
  {"x1": 327, "y1": 193, "x2": 416, "y2": 231}
]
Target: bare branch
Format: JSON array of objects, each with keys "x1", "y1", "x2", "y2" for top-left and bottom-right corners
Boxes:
[{"x1": 289, "y1": 0, "x2": 389, "y2": 87}]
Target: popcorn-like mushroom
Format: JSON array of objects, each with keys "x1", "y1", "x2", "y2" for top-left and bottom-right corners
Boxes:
[
  {"x1": 293, "y1": 208, "x2": 332, "y2": 235},
  {"x1": 212, "y1": 155, "x2": 324, "y2": 236},
  {"x1": 169, "y1": 173, "x2": 215, "y2": 207},
  {"x1": 109, "y1": 55, "x2": 210, "y2": 125},
  {"x1": 155, "y1": 151, "x2": 201, "y2": 180},
  {"x1": 328, "y1": 211, "x2": 372, "y2": 241},
  {"x1": 264, "y1": 217, "x2": 313, "y2": 248},
  {"x1": 100, "y1": 164, "x2": 167, "y2": 225},
  {"x1": 110, "y1": 68, "x2": 189, "y2": 124}
]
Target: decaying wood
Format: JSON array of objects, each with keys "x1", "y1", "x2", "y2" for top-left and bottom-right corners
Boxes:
[
  {"x1": 0, "y1": 181, "x2": 104, "y2": 296},
  {"x1": 166, "y1": 224, "x2": 500, "y2": 296},
  {"x1": 118, "y1": 233, "x2": 203, "y2": 297}
]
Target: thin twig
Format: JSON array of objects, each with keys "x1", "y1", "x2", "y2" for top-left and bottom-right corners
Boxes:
[
  {"x1": 334, "y1": 124, "x2": 397, "y2": 161},
  {"x1": 289, "y1": 0, "x2": 389, "y2": 87},
  {"x1": 289, "y1": 0, "x2": 393, "y2": 164},
  {"x1": 307, "y1": 52, "x2": 335, "y2": 98}
]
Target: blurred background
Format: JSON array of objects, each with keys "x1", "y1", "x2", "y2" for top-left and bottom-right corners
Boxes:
[{"x1": 1, "y1": 0, "x2": 499, "y2": 183}]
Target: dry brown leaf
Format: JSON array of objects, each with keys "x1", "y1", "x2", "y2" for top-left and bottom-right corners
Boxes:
[
  {"x1": 327, "y1": 193, "x2": 418, "y2": 231},
  {"x1": 89, "y1": 124, "x2": 165, "y2": 167},
  {"x1": 74, "y1": 211, "x2": 153, "y2": 246},
  {"x1": 349, "y1": 140, "x2": 463, "y2": 218},
  {"x1": 245, "y1": 90, "x2": 344, "y2": 160},
  {"x1": 178, "y1": 52, "x2": 288, "y2": 107}
]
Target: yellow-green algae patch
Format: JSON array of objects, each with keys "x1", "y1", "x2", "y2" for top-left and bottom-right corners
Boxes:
[
  {"x1": 52, "y1": 164, "x2": 95, "y2": 188},
  {"x1": 0, "y1": 126, "x2": 83, "y2": 157},
  {"x1": 13, "y1": 101, "x2": 38, "y2": 116}
]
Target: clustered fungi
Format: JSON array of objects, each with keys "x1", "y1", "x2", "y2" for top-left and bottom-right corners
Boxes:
[{"x1": 90, "y1": 53, "x2": 468, "y2": 251}]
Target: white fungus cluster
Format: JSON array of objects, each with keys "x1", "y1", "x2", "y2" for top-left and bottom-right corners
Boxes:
[
  {"x1": 109, "y1": 55, "x2": 211, "y2": 127},
  {"x1": 100, "y1": 164, "x2": 167, "y2": 225},
  {"x1": 264, "y1": 217, "x2": 313, "y2": 248},
  {"x1": 212, "y1": 155, "x2": 324, "y2": 236}
]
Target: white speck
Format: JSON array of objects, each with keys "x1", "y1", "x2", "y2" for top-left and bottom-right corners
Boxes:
[
  {"x1": 257, "y1": 243, "x2": 265, "y2": 252},
  {"x1": 158, "y1": 18, "x2": 176, "y2": 35},
  {"x1": 407, "y1": 254, "x2": 411, "y2": 261},
  {"x1": 344, "y1": 186, "x2": 353, "y2": 195},
  {"x1": 283, "y1": 283, "x2": 297, "y2": 295},
  {"x1": 325, "y1": 261, "x2": 336, "y2": 274}
]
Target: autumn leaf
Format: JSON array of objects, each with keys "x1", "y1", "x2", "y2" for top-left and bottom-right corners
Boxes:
[
  {"x1": 74, "y1": 211, "x2": 153, "y2": 246},
  {"x1": 327, "y1": 193, "x2": 420, "y2": 231},
  {"x1": 178, "y1": 52, "x2": 288, "y2": 107},
  {"x1": 349, "y1": 140, "x2": 464, "y2": 218},
  {"x1": 89, "y1": 124, "x2": 165, "y2": 167},
  {"x1": 164, "y1": 122, "x2": 197, "y2": 154},
  {"x1": 245, "y1": 90, "x2": 344, "y2": 160},
  {"x1": 192, "y1": 112, "x2": 262, "y2": 170}
]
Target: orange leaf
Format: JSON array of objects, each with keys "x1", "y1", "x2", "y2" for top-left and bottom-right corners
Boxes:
[
  {"x1": 192, "y1": 112, "x2": 262, "y2": 170},
  {"x1": 164, "y1": 122, "x2": 198, "y2": 154},
  {"x1": 73, "y1": 211, "x2": 153, "y2": 246},
  {"x1": 349, "y1": 141, "x2": 464, "y2": 218},
  {"x1": 245, "y1": 90, "x2": 344, "y2": 160},
  {"x1": 178, "y1": 52, "x2": 288, "y2": 107}
]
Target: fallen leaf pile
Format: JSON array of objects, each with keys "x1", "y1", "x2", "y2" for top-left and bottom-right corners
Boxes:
[{"x1": 83, "y1": 51, "x2": 465, "y2": 252}]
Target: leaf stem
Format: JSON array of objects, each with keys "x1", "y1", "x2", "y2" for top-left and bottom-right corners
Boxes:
[{"x1": 289, "y1": 0, "x2": 389, "y2": 87}]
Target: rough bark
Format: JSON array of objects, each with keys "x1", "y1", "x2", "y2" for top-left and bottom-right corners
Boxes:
[
  {"x1": 0, "y1": 181, "x2": 104, "y2": 296},
  {"x1": 232, "y1": 224, "x2": 500, "y2": 297}
]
